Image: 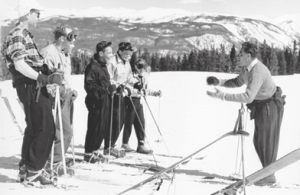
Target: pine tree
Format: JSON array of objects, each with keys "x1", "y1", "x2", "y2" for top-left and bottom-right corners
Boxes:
[
  {"x1": 285, "y1": 48, "x2": 292, "y2": 74},
  {"x1": 188, "y1": 50, "x2": 197, "y2": 71},
  {"x1": 176, "y1": 56, "x2": 181, "y2": 71},
  {"x1": 277, "y1": 50, "x2": 287, "y2": 75},
  {"x1": 181, "y1": 53, "x2": 188, "y2": 71},
  {"x1": 230, "y1": 45, "x2": 237, "y2": 73},
  {"x1": 269, "y1": 49, "x2": 279, "y2": 75}
]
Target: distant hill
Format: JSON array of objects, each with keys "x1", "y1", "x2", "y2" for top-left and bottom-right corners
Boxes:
[{"x1": 1, "y1": 7, "x2": 299, "y2": 55}]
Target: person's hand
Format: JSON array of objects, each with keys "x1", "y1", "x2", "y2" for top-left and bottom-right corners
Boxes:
[
  {"x1": 207, "y1": 88, "x2": 226, "y2": 100},
  {"x1": 123, "y1": 87, "x2": 131, "y2": 97},
  {"x1": 37, "y1": 73, "x2": 63, "y2": 88},
  {"x1": 108, "y1": 84, "x2": 117, "y2": 94},
  {"x1": 133, "y1": 82, "x2": 143, "y2": 91},
  {"x1": 116, "y1": 84, "x2": 124, "y2": 94},
  {"x1": 71, "y1": 90, "x2": 78, "y2": 101},
  {"x1": 154, "y1": 90, "x2": 162, "y2": 98},
  {"x1": 206, "y1": 76, "x2": 219, "y2": 86},
  {"x1": 59, "y1": 86, "x2": 71, "y2": 100}
]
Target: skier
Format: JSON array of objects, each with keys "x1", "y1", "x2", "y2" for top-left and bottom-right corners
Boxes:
[
  {"x1": 122, "y1": 58, "x2": 162, "y2": 154},
  {"x1": 40, "y1": 24, "x2": 78, "y2": 175},
  {"x1": 206, "y1": 41, "x2": 285, "y2": 186},
  {"x1": 2, "y1": 6, "x2": 63, "y2": 185},
  {"x1": 104, "y1": 42, "x2": 135, "y2": 158},
  {"x1": 83, "y1": 41, "x2": 116, "y2": 163}
]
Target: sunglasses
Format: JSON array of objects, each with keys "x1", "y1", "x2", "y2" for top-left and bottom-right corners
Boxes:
[{"x1": 66, "y1": 32, "x2": 77, "y2": 42}]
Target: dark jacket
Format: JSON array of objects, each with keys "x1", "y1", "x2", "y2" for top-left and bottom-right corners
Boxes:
[{"x1": 84, "y1": 54, "x2": 111, "y2": 110}]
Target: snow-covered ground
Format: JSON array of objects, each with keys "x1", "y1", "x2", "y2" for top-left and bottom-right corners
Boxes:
[{"x1": 0, "y1": 72, "x2": 300, "y2": 195}]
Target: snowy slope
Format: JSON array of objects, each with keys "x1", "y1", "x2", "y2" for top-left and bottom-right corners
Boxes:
[{"x1": 0, "y1": 72, "x2": 300, "y2": 195}]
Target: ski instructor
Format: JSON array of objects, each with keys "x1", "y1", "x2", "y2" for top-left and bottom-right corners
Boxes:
[{"x1": 206, "y1": 41, "x2": 286, "y2": 186}]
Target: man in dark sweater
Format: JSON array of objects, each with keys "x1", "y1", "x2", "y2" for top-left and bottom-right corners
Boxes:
[
  {"x1": 207, "y1": 41, "x2": 285, "y2": 186},
  {"x1": 83, "y1": 41, "x2": 116, "y2": 163}
]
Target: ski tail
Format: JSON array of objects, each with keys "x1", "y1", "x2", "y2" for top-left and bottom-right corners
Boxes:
[
  {"x1": 116, "y1": 131, "x2": 233, "y2": 195},
  {"x1": 211, "y1": 148, "x2": 300, "y2": 195},
  {"x1": 2, "y1": 96, "x2": 24, "y2": 134}
]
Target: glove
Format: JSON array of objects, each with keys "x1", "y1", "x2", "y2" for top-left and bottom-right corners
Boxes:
[
  {"x1": 206, "y1": 76, "x2": 219, "y2": 86},
  {"x1": 59, "y1": 86, "x2": 71, "y2": 100},
  {"x1": 124, "y1": 87, "x2": 131, "y2": 97},
  {"x1": 133, "y1": 82, "x2": 143, "y2": 91},
  {"x1": 108, "y1": 84, "x2": 117, "y2": 94},
  {"x1": 37, "y1": 72, "x2": 63, "y2": 88},
  {"x1": 116, "y1": 84, "x2": 124, "y2": 94},
  {"x1": 71, "y1": 90, "x2": 78, "y2": 101},
  {"x1": 154, "y1": 90, "x2": 162, "y2": 98},
  {"x1": 207, "y1": 88, "x2": 226, "y2": 100}
]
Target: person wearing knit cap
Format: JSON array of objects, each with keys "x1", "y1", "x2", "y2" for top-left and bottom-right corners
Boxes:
[
  {"x1": 83, "y1": 41, "x2": 116, "y2": 162},
  {"x1": 122, "y1": 58, "x2": 162, "y2": 154},
  {"x1": 104, "y1": 42, "x2": 136, "y2": 158}
]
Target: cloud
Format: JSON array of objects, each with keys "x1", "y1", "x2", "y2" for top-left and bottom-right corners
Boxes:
[{"x1": 179, "y1": 0, "x2": 203, "y2": 4}]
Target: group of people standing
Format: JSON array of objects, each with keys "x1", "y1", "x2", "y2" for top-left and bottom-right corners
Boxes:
[
  {"x1": 83, "y1": 41, "x2": 162, "y2": 163},
  {"x1": 2, "y1": 6, "x2": 161, "y2": 186},
  {"x1": 2, "y1": 4, "x2": 287, "y2": 189}
]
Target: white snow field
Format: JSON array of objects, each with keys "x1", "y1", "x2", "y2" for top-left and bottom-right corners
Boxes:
[{"x1": 0, "y1": 71, "x2": 300, "y2": 195}]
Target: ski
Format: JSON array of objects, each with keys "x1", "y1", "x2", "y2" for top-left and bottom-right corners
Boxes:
[
  {"x1": 116, "y1": 131, "x2": 235, "y2": 195},
  {"x1": 211, "y1": 148, "x2": 300, "y2": 195},
  {"x1": 1, "y1": 96, "x2": 24, "y2": 134}
]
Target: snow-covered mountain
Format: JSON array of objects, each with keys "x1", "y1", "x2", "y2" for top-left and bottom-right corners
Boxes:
[
  {"x1": 273, "y1": 14, "x2": 300, "y2": 38},
  {"x1": 1, "y1": 6, "x2": 298, "y2": 54}
]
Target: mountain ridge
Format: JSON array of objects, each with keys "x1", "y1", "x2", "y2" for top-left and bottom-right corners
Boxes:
[{"x1": 1, "y1": 7, "x2": 299, "y2": 55}]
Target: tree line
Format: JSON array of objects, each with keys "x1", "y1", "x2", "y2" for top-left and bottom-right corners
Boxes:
[{"x1": 1, "y1": 40, "x2": 300, "y2": 81}]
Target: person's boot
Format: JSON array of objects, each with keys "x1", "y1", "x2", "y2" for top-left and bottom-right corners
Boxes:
[
  {"x1": 44, "y1": 161, "x2": 75, "y2": 176},
  {"x1": 103, "y1": 147, "x2": 126, "y2": 158},
  {"x1": 121, "y1": 144, "x2": 135, "y2": 152},
  {"x1": 137, "y1": 145, "x2": 153, "y2": 155},
  {"x1": 17, "y1": 164, "x2": 27, "y2": 182},
  {"x1": 25, "y1": 170, "x2": 53, "y2": 186},
  {"x1": 84, "y1": 153, "x2": 101, "y2": 163}
]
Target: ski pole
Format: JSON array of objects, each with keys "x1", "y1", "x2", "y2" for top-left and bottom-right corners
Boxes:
[
  {"x1": 128, "y1": 96, "x2": 158, "y2": 167},
  {"x1": 70, "y1": 100, "x2": 75, "y2": 166},
  {"x1": 108, "y1": 93, "x2": 115, "y2": 159},
  {"x1": 143, "y1": 96, "x2": 170, "y2": 156},
  {"x1": 55, "y1": 86, "x2": 68, "y2": 189}
]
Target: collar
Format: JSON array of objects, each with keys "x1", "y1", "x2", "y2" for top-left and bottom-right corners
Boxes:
[
  {"x1": 246, "y1": 58, "x2": 258, "y2": 72},
  {"x1": 116, "y1": 52, "x2": 126, "y2": 64},
  {"x1": 93, "y1": 54, "x2": 106, "y2": 67}
]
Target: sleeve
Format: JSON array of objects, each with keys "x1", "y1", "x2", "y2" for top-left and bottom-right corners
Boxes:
[
  {"x1": 84, "y1": 65, "x2": 108, "y2": 99},
  {"x1": 218, "y1": 68, "x2": 246, "y2": 88},
  {"x1": 8, "y1": 32, "x2": 27, "y2": 61},
  {"x1": 224, "y1": 72, "x2": 264, "y2": 103},
  {"x1": 40, "y1": 49, "x2": 55, "y2": 70}
]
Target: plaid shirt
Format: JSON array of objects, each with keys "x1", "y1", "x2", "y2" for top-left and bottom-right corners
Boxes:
[{"x1": 2, "y1": 25, "x2": 44, "y2": 68}]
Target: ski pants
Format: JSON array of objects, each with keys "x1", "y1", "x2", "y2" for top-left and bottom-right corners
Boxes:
[
  {"x1": 16, "y1": 80, "x2": 55, "y2": 171},
  {"x1": 105, "y1": 94, "x2": 125, "y2": 149},
  {"x1": 123, "y1": 97, "x2": 146, "y2": 146},
  {"x1": 249, "y1": 86, "x2": 285, "y2": 168},
  {"x1": 84, "y1": 94, "x2": 110, "y2": 153},
  {"x1": 53, "y1": 95, "x2": 73, "y2": 163}
]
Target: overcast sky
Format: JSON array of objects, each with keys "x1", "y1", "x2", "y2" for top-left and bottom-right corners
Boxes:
[{"x1": 36, "y1": 0, "x2": 300, "y2": 20}]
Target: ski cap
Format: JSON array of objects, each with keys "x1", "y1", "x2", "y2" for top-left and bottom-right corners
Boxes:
[
  {"x1": 118, "y1": 42, "x2": 136, "y2": 52},
  {"x1": 135, "y1": 58, "x2": 148, "y2": 70},
  {"x1": 96, "y1": 41, "x2": 112, "y2": 53}
]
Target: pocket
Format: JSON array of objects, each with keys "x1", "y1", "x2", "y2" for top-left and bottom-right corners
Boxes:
[{"x1": 16, "y1": 84, "x2": 30, "y2": 104}]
